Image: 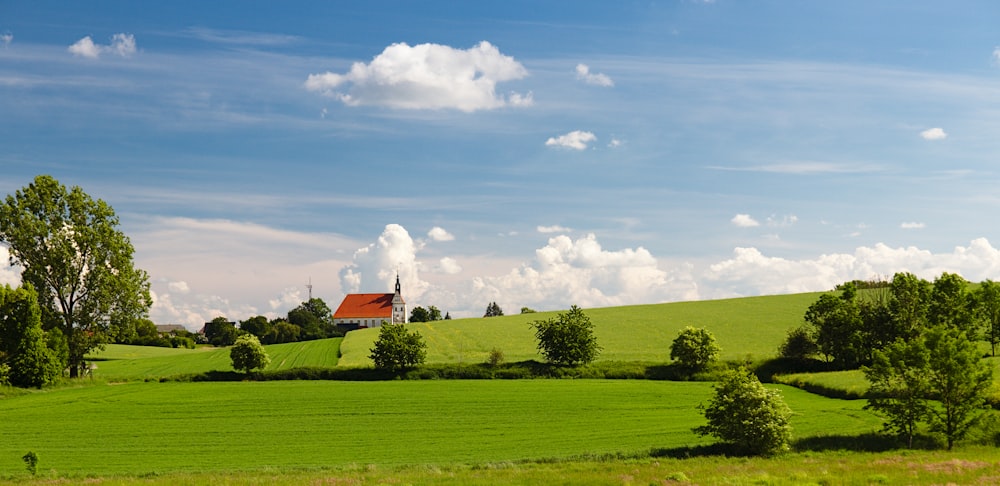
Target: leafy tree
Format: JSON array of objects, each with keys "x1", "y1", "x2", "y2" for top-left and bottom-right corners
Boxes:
[
  {"x1": 239, "y1": 315, "x2": 272, "y2": 341},
  {"x1": 0, "y1": 175, "x2": 152, "y2": 377},
  {"x1": 670, "y1": 326, "x2": 721, "y2": 371},
  {"x1": 427, "y1": 305, "x2": 443, "y2": 321},
  {"x1": 264, "y1": 320, "x2": 300, "y2": 345},
  {"x1": 369, "y1": 322, "x2": 427, "y2": 372},
  {"x1": 520, "y1": 307, "x2": 536, "y2": 314},
  {"x1": 778, "y1": 325, "x2": 818, "y2": 360},
  {"x1": 887, "y1": 272, "x2": 931, "y2": 339},
  {"x1": 928, "y1": 273, "x2": 974, "y2": 336},
  {"x1": 805, "y1": 286, "x2": 865, "y2": 368},
  {"x1": 287, "y1": 298, "x2": 337, "y2": 340},
  {"x1": 530, "y1": 305, "x2": 601, "y2": 366},
  {"x1": 409, "y1": 306, "x2": 431, "y2": 323},
  {"x1": 203, "y1": 317, "x2": 240, "y2": 346},
  {"x1": 0, "y1": 284, "x2": 60, "y2": 388},
  {"x1": 484, "y1": 302, "x2": 504, "y2": 317},
  {"x1": 864, "y1": 336, "x2": 932, "y2": 448},
  {"x1": 444, "y1": 312, "x2": 451, "y2": 320},
  {"x1": 694, "y1": 367, "x2": 792, "y2": 456},
  {"x1": 230, "y1": 334, "x2": 270, "y2": 373},
  {"x1": 923, "y1": 325, "x2": 993, "y2": 450},
  {"x1": 972, "y1": 280, "x2": 1000, "y2": 356}
]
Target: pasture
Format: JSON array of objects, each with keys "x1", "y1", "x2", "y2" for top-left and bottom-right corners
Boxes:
[
  {"x1": 339, "y1": 292, "x2": 823, "y2": 367},
  {"x1": 0, "y1": 380, "x2": 882, "y2": 478}
]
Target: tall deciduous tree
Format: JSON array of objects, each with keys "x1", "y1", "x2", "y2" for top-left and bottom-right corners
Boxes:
[
  {"x1": 0, "y1": 176, "x2": 152, "y2": 377},
  {"x1": 972, "y1": 280, "x2": 1000, "y2": 356},
  {"x1": 928, "y1": 273, "x2": 974, "y2": 336},
  {"x1": 0, "y1": 284, "x2": 61, "y2": 388},
  {"x1": 864, "y1": 336, "x2": 932, "y2": 448}
]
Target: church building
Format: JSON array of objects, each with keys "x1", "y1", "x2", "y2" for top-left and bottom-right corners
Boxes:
[{"x1": 332, "y1": 275, "x2": 407, "y2": 329}]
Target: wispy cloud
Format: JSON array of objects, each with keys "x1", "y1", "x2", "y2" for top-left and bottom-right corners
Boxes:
[
  {"x1": 901, "y1": 222, "x2": 926, "y2": 229},
  {"x1": 305, "y1": 41, "x2": 530, "y2": 112},
  {"x1": 575, "y1": 63, "x2": 614, "y2": 87},
  {"x1": 920, "y1": 127, "x2": 947, "y2": 140},
  {"x1": 545, "y1": 130, "x2": 596, "y2": 150},
  {"x1": 538, "y1": 225, "x2": 572, "y2": 234},
  {"x1": 183, "y1": 27, "x2": 302, "y2": 46},
  {"x1": 1, "y1": 32, "x2": 12, "y2": 48},
  {"x1": 710, "y1": 161, "x2": 881, "y2": 175}
]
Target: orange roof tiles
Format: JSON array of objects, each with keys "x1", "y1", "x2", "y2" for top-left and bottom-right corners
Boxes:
[{"x1": 333, "y1": 293, "x2": 394, "y2": 319}]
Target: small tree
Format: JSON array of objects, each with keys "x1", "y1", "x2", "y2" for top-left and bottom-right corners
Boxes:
[
  {"x1": 484, "y1": 302, "x2": 504, "y2": 317},
  {"x1": 778, "y1": 326, "x2": 818, "y2": 360},
  {"x1": 670, "y1": 326, "x2": 720, "y2": 371},
  {"x1": 864, "y1": 336, "x2": 931, "y2": 448},
  {"x1": 924, "y1": 325, "x2": 993, "y2": 450},
  {"x1": 694, "y1": 367, "x2": 792, "y2": 456},
  {"x1": 530, "y1": 305, "x2": 600, "y2": 366},
  {"x1": 370, "y1": 322, "x2": 427, "y2": 372},
  {"x1": 409, "y1": 306, "x2": 431, "y2": 323},
  {"x1": 0, "y1": 284, "x2": 60, "y2": 388},
  {"x1": 230, "y1": 334, "x2": 270, "y2": 374}
]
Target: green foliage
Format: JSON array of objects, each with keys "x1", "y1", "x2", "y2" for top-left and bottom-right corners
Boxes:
[
  {"x1": 409, "y1": 306, "x2": 431, "y2": 323},
  {"x1": 370, "y1": 323, "x2": 427, "y2": 372},
  {"x1": 239, "y1": 315, "x2": 272, "y2": 341},
  {"x1": 923, "y1": 325, "x2": 993, "y2": 450},
  {"x1": 203, "y1": 317, "x2": 240, "y2": 346},
  {"x1": 266, "y1": 320, "x2": 301, "y2": 344},
  {"x1": 694, "y1": 367, "x2": 792, "y2": 456},
  {"x1": 864, "y1": 336, "x2": 932, "y2": 448},
  {"x1": 484, "y1": 301, "x2": 504, "y2": 317},
  {"x1": 22, "y1": 450, "x2": 38, "y2": 475},
  {"x1": 0, "y1": 175, "x2": 152, "y2": 378},
  {"x1": 670, "y1": 326, "x2": 720, "y2": 371},
  {"x1": 530, "y1": 305, "x2": 601, "y2": 366},
  {"x1": 0, "y1": 284, "x2": 60, "y2": 388},
  {"x1": 287, "y1": 298, "x2": 338, "y2": 340},
  {"x1": 972, "y1": 280, "x2": 1000, "y2": 356},
  {"x1": 487, "y1": 347, "x2": 505, "y2": 367},
  {"x1": 928, "y1": 273, "x2": 973, "y2": 335},
  {"x1": 778, "y1": 325, "x2": 818, "y2": 360},
  {"x1": 520, "y1": 307, "x2": 536, "y2": 314},
  {"x1": 230, "y1": 334, "x2": 270, "y2": 373}
]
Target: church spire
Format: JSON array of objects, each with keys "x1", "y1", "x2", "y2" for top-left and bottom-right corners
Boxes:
[{"x1": 395, "y1": 273, "x2": 401, "y2": 294}]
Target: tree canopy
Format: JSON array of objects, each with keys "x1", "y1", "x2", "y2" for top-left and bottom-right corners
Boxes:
[
  {"x1": 669, "y1": 326, "x2": 720, "y2": 371},
  {"x1": 694, "y1": 367, "x2": 792, "y2": 456},
  {"x1": 230, "y1": 334, "x2": 270, "y2": 374},
  {"x1": 369, "y1": 323, "x2": 427, "y2": 372},
  {"x1": 0, "y1": 284, "x2": 61, "y2": 388},
  {"x1": 530, "y1": 305, "x2": 600, "y2": 366},
  {"x1": 0, "y1": 175, "x2": 152, "y2": 377}
]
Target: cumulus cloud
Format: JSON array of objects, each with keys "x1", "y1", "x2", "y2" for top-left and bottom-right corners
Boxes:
[
  {"x1": 339, "y1": 224, "x2": 430, "y2": 300},
  {"x1": 68, "y1": 33, "x2": 136, "y2": 59},
  {"x1": 608, "y1": 138, "x2": 623, "y2": 148},
  {"x1": 167, "y1": 280, "x2": 190, "y2": 294},
  {"x1": 766, "y1": 214, "x2": 798, "y2": 227},
  {"x1": 471, "y1": 233, "x2": 698, "y2": 312},
  {"x1": 901, "y1": 222, "x2": 926, "y2": 230},
  {"x1": 428, "y1": 226, "x2": 455, "y2": 242},
  {"x1": 920, "y1": 127, "x2": 947, "y2": 140},
  {"x1": 731, "y1": 214, "x2": 760, "y2": 228},
  {"x1": 304, "y1": 41, "x2": 530, "y2": 112},
  {"x1": 575, "y1": 63, "x2": 614, "y2": 87},
  {"x1": 437, "y1": 257, "x2": 463, "y2": 275},
  {"x1": 537, "y1": 225, "x2": 572, "y2": 234},
  {"x1": 545, "y1": 130, "x2": 597, "y2": 150},
  {"x1": 704, "y1": 238, "x2": 1000, "y2": 298},
  {"x1": 0, "y1": 246, "x2": 21, "y2": 287},
  {"x1": 269, "y1": 287, "x2": 303, "y2": 310}
]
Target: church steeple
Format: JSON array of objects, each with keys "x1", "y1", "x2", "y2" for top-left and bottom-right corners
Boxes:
[
  {"x1": 395, "y1": 273, "x2": 401, "y2": 295},
  {"x1": 392, "y1": 273, "x2": 406, "y2": 323}
]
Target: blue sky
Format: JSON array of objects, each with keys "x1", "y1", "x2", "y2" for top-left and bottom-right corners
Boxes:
[{"x1": 3, "y1": 1, "x2": 1000, "y2": 327}]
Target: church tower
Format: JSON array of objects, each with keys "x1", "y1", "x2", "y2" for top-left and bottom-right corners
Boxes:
[{"x1": 391, "y1": 274, "x2": 407, "y2": 324}]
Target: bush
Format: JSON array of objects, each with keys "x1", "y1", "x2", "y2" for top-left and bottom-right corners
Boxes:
[
  {"x1": 779, "y1": 326, "x2": 818, "y2": 360},
  {"x1": 530, "y1": 305, "x2": 601, "y2": 366},
  {"x1": 230, "y1": 334, "x2": 270, "y2": 373},
  {"x1": 487, "y1": 348, "x2": 505, "y2": 367},
  {"x1": 369, "y1": 323, "x2": 427, "y2": 372},
  {"x1": 694, "y1": 367, "x2": 792, "y2": 456},
  {"x1": 670, "y1": 326, "x2": 720, "y2": 371}
]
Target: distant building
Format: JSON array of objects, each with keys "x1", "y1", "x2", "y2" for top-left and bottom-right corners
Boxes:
[
  {"x1": 333, "y1": 275, "x2": 407, "y2": 330},
  {"x1": 155, "y1": 324, "x2": 187, "y2": 335}
]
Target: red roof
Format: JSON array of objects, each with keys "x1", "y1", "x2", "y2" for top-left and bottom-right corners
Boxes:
[{"x1": 334, "y1": 293, "x2": 394, "y2": 319}]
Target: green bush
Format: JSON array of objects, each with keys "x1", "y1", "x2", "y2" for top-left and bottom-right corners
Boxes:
[
  {"x1": 530, "y1": 305, "x2": 600, "y2": 366},
  {"x1": 670, "y1": 326, "x2": 720, "y2": 372},
  {"x1": 230, "y1": 334, "x2": 270, "y2": 373},
  {"x1": 694, "y1": 367, "x2": 792, "y2": 456},
  {"x1": 369, "y1": 323, "x2": 427, "y2": 372}
]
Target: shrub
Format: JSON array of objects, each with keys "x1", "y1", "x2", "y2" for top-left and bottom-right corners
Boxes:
[
  {"x1": 779, "y1": 326, "x2": 818, "y2": 360},
  {"x1": 487, "y1": 348, "x2": 505, "y2": 367},
  {"x1": 369, "y1": 323, "x2": 427, "y2": 372},
  {"x1": 694, "y1": 367, "x2": 792, "y2": 456},
  {"x1": 670, "y1": 326, "x2": 720, "y2": 371},
  {"x1": 530, "y1": 305, "x2": 600, "y2": 366}
]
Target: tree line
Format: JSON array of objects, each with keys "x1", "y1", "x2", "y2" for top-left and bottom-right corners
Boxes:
[{"x1": 203, "y1": 298, "x2": 342, "y2": 347}]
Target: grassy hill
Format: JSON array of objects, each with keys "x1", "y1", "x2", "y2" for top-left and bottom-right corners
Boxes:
[{"x1": 339, "y1": 292, "x2": 824, "y2": 367}]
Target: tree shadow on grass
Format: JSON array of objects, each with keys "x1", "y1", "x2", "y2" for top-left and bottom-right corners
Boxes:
[{"x1": 792, "y1": 433, "x2": 941, "y2": 452}]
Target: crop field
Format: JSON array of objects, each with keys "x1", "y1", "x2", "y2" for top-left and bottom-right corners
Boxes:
[
  {"x1": 339, "y1": 292, "x2": 824, "y2": 367},
  {"x1": 0, "y1": 379, "x2": 882, "y2": 478},
  {"x1": 90, "y1": 339, "x2": 342, "y2": 380}
]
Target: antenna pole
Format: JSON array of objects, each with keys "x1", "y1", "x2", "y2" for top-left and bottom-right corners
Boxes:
[{"x1": 307, "y1": 277, "x2": 313, "y2": 300}]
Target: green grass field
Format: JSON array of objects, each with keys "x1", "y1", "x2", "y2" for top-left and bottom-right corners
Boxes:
[
  {"x1": 0, "y1": 379, "x2": 882, "y2": 478},
  {"x1": 340, "y1": 292, "x2": 824, "y2": 367}
]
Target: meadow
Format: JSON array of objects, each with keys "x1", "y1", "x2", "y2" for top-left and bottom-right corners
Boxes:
[{"x1": 0, "y1": 379, "x2": 884, "y2": 479}]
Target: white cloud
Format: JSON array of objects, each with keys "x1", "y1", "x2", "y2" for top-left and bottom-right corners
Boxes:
[
  {"x1": 608, "y1": 138, "x2": 623, "y2": 148},
  {"x1": 901, "y1": 222, "x2": 926, "y2": 230},
  {"x1": 920, "y1": 127, "x2": 947, "y2": 140},
  {"x1": 993, "y1": 47, "x2": 1000, "y2": 65},
  {"x1": 704, "y1": 238, "x2": 1000, "y2": 298},
  {"x1": 68, "y1": 36, "x2": 102, "y2": 58},
  {"x1": 167, "y1": 280, "x2": 190, "y2": 294},
  {"x1": 68, "y1": 33, "x2": 137, "y2": 59},
  {"x1": 0, "y1": 246, "x2": 21, "y2": 287},
  {"x1": 575, "y1": 63, "x2": 614, "y2": 87},
  {"x1": 731, "y1": 214, "x2": 760, "y2": 228},
  {"x1": 537, "y1": 225, "x2": 572, "y2": 234},
  {"x1": 304, "y1": 41, "x2": 530, "y2": 112},
  {"x1": 766, "y1": 214, "x2": 798, "y2": 227},
  {"x1": 545, "y1": 130, "x2": 597, "y2": 150},
  {"x1": 471, "y1": 233, "x2": 698, "y2": 311},
  {"x1": 428, "y1": 226, "x2": 455, "y2": 242},
  {"x1": 268, "y1": 287, "x2": 303, "y2": 310},
  {"x1": 109, "y1": 33, "x2": 137, "y2": 57},
  {"x1": 437, "y1": 257, "x2": 463, "y2": 275},
  {"x1": 339, "y1": 224, "x2": 430, "y2": 300},
  {"x1": 1, "y1": 33, "x2": 12, "y2": 48}
]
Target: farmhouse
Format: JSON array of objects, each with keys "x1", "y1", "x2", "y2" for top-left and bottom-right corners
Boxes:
[{"x1": 333, "y1": 275, "x2": 407, "y2": 329}]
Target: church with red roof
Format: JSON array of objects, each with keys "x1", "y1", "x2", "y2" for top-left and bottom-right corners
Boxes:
[{"x1": 333, "y1": 275, "x2": 407, "y2": 329}]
